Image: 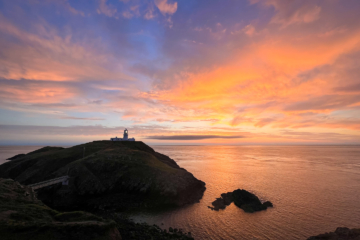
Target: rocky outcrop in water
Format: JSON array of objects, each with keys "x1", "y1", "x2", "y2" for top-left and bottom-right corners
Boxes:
[
  {"x1": 0, "y1": 178, "x2": 121, "y2": 240},
  {"x1": 0, "y1": 141, "x2": 206, "y2": 211},
  {"x1": 307, "y1": 227, "x2": 360, "y2": 240},
  {"x1": 233, "y1": 189, "x2": 273, "y2": 213},
  {"x1": 209, "y1": 192, "x2": 233, "y2": 210},
  {"x1": 209, "y1": 189, "x2": 273, "y2": 212}
]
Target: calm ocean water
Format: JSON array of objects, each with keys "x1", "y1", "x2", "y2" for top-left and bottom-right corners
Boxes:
[
  {"x1": 133, "y1": 145, "x2": 360, "y2": 240},
  {"x1": 0, "y1": 146, "x2": 46, "y2": 165},
  {"x1": 1, "y1": 145, "x2": 360, "y2": 239}
]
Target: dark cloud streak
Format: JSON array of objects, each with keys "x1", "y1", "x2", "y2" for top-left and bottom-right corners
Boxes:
[
  {"x1": 59, "y1": 116, "x2": 105, "y2": 121},
  {"x1": 334, "y1": 83, "x2": 360, "y2": 92},
  {"x1": 284, "y1": 95, "x2": 360, "y2": 111},
  {"x1": 146, "y1": 135, "x2": 245, "y2": 140}
]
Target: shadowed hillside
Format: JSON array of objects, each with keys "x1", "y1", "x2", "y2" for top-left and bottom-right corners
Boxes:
[
  {"x1": 0, "y1": 141, "x2": 205, "y2": 211},
  {"x1": 0, "y1": 178, "x2": 121, "y2": 240}
]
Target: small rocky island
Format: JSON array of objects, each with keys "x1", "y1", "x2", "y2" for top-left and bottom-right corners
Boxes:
[{"x1": 209, "y1": 189, "x2": 273, "y2": 212}]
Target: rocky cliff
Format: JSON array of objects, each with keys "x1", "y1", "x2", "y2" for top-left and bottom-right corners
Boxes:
[{"x1": 0, "y1": 141, "x2": 206, "y2": 211}]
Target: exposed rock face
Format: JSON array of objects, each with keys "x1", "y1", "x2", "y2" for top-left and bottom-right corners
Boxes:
[
  {"x1": 0, "y1": 178, "x2": 121, "y2": 240},
  {"x1": 0, "y1": 141, "x2": 206, "y2": 211},
  {"x1": 209, "y1": 189, "x2": 272, "y2": 212},
  {"x1": 307, "y1": 227, "x2": 360, "y2": 240}
]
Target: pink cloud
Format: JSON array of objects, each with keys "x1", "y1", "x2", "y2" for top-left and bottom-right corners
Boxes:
[
  {"x1": 154, "y1": 0, "x2": 177, "y2": 15},
  {"x1": 0, "y1": 16, "x2": 133, "y2": 82}
]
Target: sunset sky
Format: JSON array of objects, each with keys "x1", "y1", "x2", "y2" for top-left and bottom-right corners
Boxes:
[{"x1": 0, "y1": 0, "x2": 360, "y2": 145}]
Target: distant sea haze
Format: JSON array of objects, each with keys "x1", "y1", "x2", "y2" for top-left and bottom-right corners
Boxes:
[{"x1": 2, "y1": 145, "x2": 360, "y2": 239}]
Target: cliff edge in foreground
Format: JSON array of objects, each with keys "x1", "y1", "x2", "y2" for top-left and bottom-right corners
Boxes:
[
  {"x1": 0, "y1": 178, "x2": 121, "y2": 240},
  {"x1": 0, "y1": 141, "x2": 206, "y2": 211}
]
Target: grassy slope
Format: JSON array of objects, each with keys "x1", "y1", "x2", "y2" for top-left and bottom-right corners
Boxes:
[
  {"x1": 0, "y1": 178, "x2": 121, "y2": 240},
  {"x1": 0, "y1": 141, "x2": 179, "y2": 184}
]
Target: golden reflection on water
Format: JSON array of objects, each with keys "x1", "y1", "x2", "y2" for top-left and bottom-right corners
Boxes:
[{"x1": 132, "y1": 145, "x2": 360, "y2": 240}]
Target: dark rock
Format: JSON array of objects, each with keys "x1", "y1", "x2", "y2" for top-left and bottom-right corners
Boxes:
[
  {"x1": 221, "y1": 192, "x2": 233, "y2": 205},
  {"x1": 210, "y1": 189, "x2": 272, "y2": 213},
  {"x1": 211, "y1": 191, "x2": 233, "y2": 210},
  {"x1": 212, "y1": 198, "x2": 226, "y2": 210},
  {"x1": 263, "y1": 201, "x2": 273, "y2": 208},
  {"x1": 169, "y1": 227, "x2": 174, "y2": 232},
  {"x1": 233, "y1": 189, "x2": 271, "y2": 213},
  {"x1": 307, "y1": 227, "x2": 360, "y2": 240}
]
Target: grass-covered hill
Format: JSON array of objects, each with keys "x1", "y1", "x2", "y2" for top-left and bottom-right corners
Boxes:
[{"x1": 0, "y1": 141, "x2": 205, "y2": 211}]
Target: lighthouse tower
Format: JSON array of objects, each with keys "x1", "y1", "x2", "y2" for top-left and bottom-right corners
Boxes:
[{"x1": 123, "y1": 129, "x2": 128, "y2": 140}]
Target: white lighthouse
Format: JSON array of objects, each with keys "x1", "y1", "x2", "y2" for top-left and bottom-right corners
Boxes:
[
  {"x1": 123, "y1": 129, "x2": 128, "y2": 140},
  {"x1": 111, "y1": 129, "x2": 135, "y2": 141}
]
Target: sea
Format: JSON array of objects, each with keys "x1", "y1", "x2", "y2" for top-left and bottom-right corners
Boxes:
[{"x1": 1, "y1": 145, "x2": 360, "y2": 239}]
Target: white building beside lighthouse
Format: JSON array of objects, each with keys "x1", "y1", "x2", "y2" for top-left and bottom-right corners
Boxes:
[{"x1": 111, "y1": 129, "x2": 135, "y2": 141}]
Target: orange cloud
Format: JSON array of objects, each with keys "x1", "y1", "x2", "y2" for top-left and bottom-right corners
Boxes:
[
  {"x1": 146, "y1": 13, "x2": 360, "y2": 132},
  {"x1": 0, "y1": 81, "x2": 76, "y2": 105}
]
